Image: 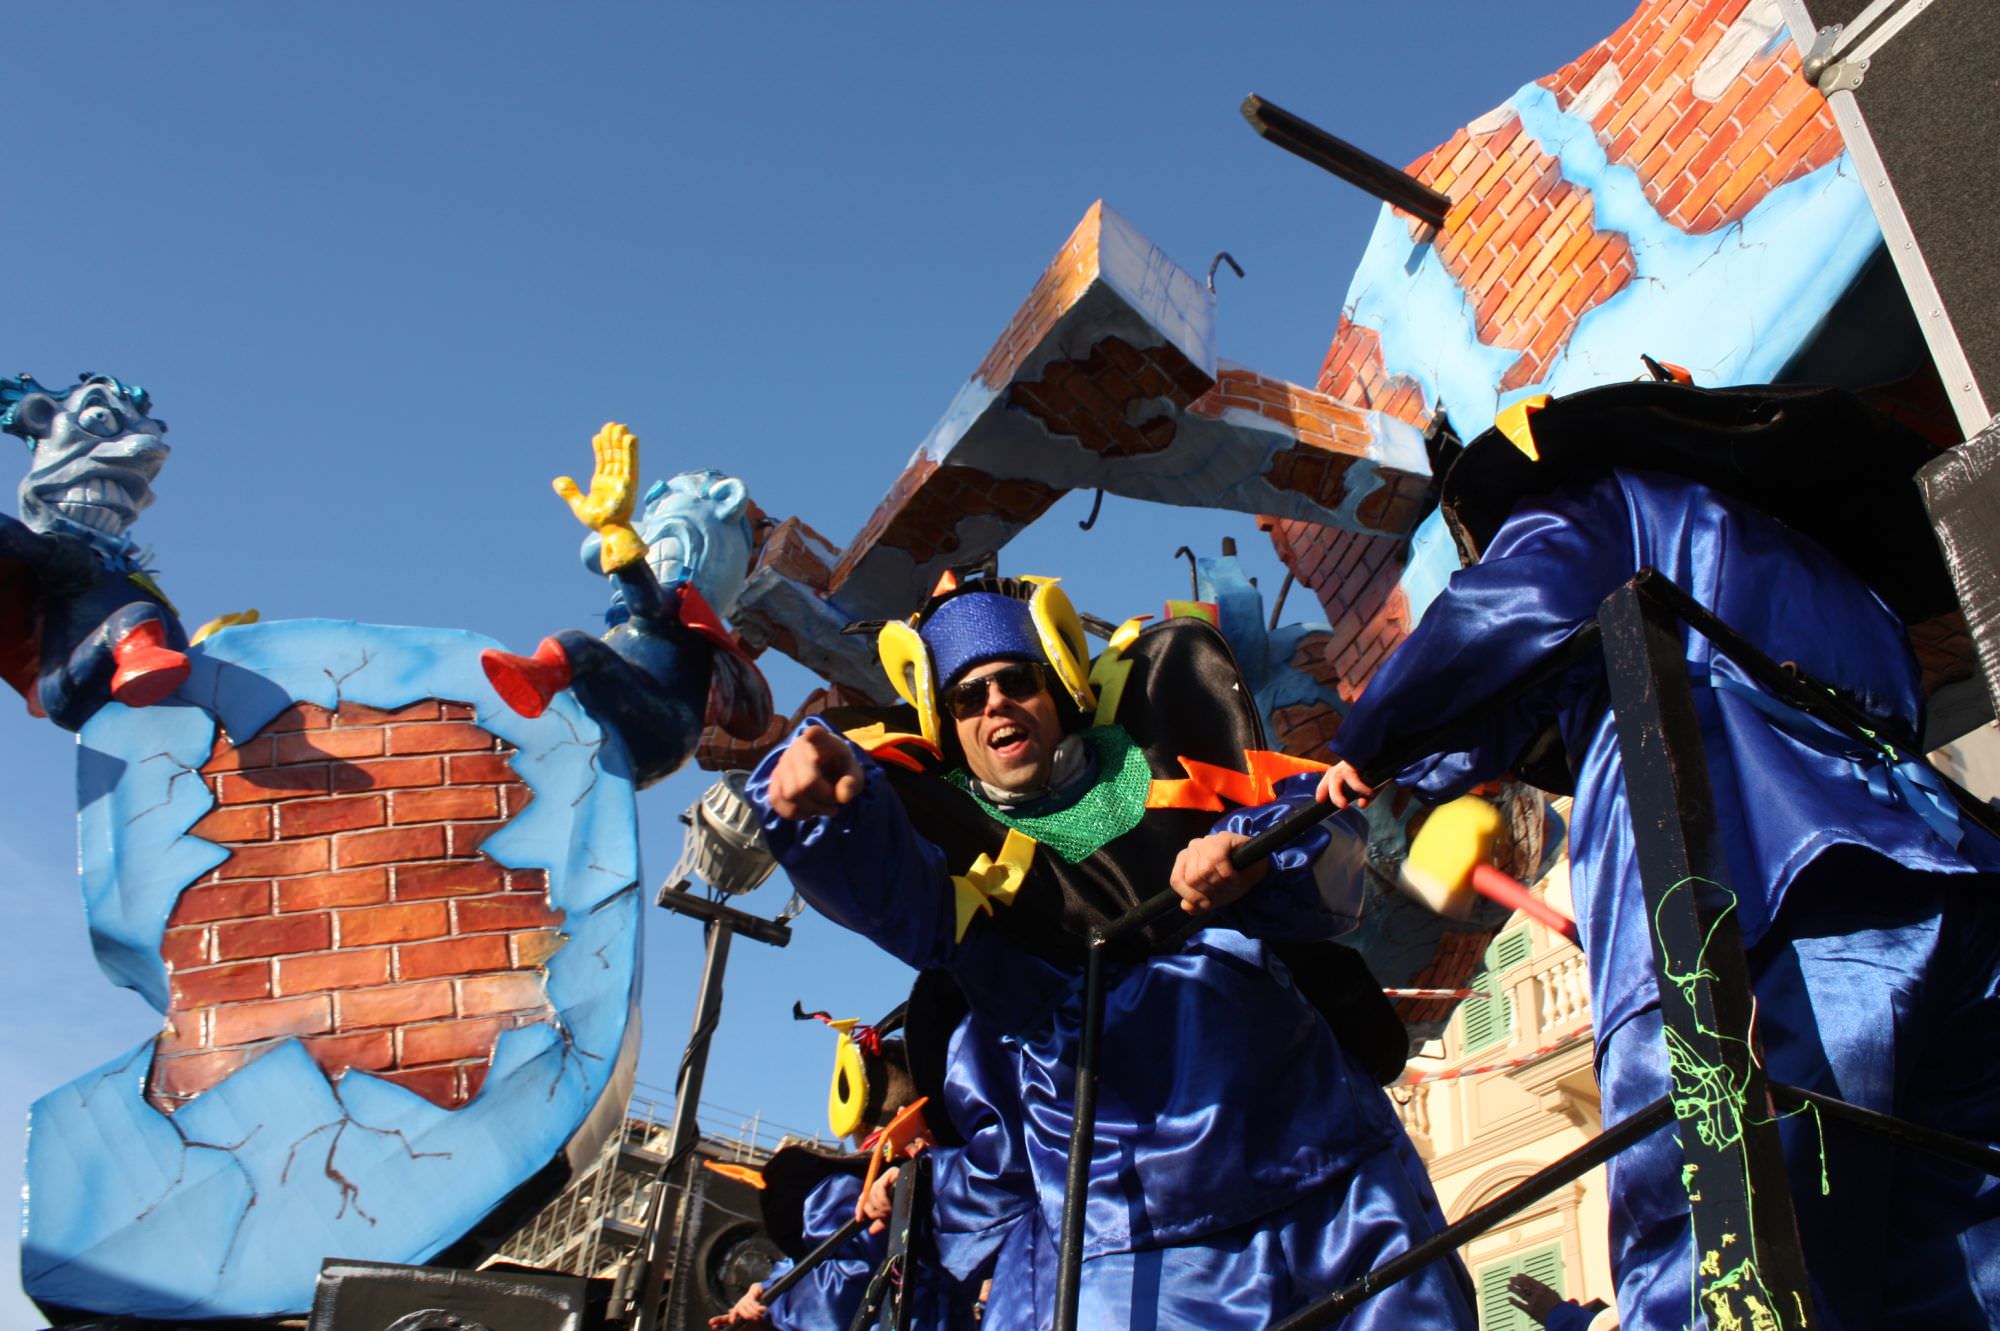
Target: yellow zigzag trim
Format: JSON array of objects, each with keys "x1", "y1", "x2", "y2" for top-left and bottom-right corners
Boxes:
[{"x1": 952, "y1": 828, "x2": 1037, "y2": 942}]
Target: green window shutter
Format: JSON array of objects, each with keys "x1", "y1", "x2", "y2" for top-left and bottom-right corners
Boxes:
[
  {"x1": 1458, "y1": 927, "x2": 1531, "y2": 1055},
  {"x1": 1490, "y1": 926, "x2": 1533, "y2": 973},
  {"x1": 1475, "y1": 1242, "x2": 1566, "y2": 1331}
]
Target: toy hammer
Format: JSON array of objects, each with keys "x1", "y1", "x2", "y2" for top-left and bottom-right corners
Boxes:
[{"x1": 1401, "y1": 795, "x2": 1578, "y2": 945}]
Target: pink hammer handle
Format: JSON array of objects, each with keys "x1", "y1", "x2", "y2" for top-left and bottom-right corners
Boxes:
[{"x1": 1470, "y1": 863, "x2": 1579, "y2": 945}]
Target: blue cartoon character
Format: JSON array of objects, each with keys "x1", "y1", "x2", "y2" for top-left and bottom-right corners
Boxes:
[
  {"x1": 0, "y1": 372, "x2": 189, "y2": 731},
  {"x1": 482, "y1": 422, "x2": 773, "y2": 787}
]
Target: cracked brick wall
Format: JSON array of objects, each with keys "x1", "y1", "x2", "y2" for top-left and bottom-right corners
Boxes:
[
  {"x1": 1191, "y1": 367, "x2": 1434, "y2": 529},
  {"x1": 149, "y1": 700, "x2": 564, "y2": 1114},
  {"x1": 1275, "y1": 0, "x2": 1844, "y2": 719}
]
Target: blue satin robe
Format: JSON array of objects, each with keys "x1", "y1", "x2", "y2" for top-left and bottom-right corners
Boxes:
[
  {"x1": 749, "y1": 724, "x2": 1477, "y2": 1330},
  {"x1": 1329, "y1": 469, "x2": 2000, "y2": 1329},
  {"x1": 762, "y1": 1174, "x2": 873, "y2": 1331},
  {"x1": 764, "y1": 1169, "x2": 976, "y2": 1331}
]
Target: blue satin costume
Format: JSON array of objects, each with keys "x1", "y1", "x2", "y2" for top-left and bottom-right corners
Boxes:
[
  {"x1": 761, "y1": 1169, "x2": 975, "y2": 1330},
  {"x1": 1329, "y1": 469, "x2": 2000, "y2": 1329},
  {"x1": 749, "y1": 722, "x2": 1477, "y2": 1331}
]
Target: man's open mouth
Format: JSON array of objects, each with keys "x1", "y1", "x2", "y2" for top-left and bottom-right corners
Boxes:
[{"x1": 988, "y1": 724, "x2": 1030, "y2": 756}]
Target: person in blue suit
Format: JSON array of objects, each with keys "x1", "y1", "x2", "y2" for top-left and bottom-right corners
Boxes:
[
  {"x1": 748, "y1": 572, "x2": 1475, "y2": 1331},
  {"x1": 1315, "y1": 381, "x2": 2000, "y2": 1330},
  {"x1": 716, "y1": 987, "x2": 978, "y2": 1330}
]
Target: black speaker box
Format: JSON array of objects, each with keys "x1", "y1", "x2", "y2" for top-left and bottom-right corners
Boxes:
[
  {"x1": 311, "y1": 1260, "x2": 593, "y2": 1331},
  {"x1": 658, "y1": 1159, "x2": 786, "y2": 1330}
]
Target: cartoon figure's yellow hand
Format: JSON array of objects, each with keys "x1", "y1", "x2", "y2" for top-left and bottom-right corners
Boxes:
[{"x1": 552, "y1": 422, "x2": 647, "y2": 570}]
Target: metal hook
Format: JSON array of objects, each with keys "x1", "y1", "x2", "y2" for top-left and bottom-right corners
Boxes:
[
  {"x1": 1173, "y1": 545, "x2": 1199, "y2": 599},
  {"x1": 1207, "y1": 252, "x2": 1245, "y2": 295},
  {"x1": 1268, "y1": 570, "x2": 1296, "y2": 631},
  {"x1": 1077, "y1": 488, "x2": 1106, "y2": 531}
]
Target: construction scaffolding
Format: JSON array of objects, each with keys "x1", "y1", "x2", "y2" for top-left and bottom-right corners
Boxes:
[{"x1": 489, "y1": 1087, "x2": 824, "y2": 1302}]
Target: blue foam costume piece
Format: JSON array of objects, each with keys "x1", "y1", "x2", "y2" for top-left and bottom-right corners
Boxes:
[
  {"x1": 921, "y1": 591, "x2": 1040, "y2": 689},
  {"x1": 1328, "y1": 470, "x2": 2000, "y2": 1329}
]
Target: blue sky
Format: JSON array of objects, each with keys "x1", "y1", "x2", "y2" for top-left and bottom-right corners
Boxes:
[{"x1": 1, "y1": 2, "x2": 1616, "y2": 1320}]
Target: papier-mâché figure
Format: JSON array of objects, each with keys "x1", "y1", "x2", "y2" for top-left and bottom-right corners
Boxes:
[
  {"x1": 482, "y1": 422, "x2": 772, "y2": 787},
  {"x1": 0, "y1": 372, "x2": 189, "y2": 730}
]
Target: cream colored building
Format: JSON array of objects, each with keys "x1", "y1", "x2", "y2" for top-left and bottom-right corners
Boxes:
[{"x1": 1392, "y1": 842, "x2": 1615, "y2": 1330}]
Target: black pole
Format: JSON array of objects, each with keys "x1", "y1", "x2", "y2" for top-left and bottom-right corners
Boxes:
[
  {"x1": 1270, "y1": 1094, "x2": 1676, "y2": 1331},
  {"x1": 1769, "y1": 1082, "x2": 2000, "y2": 1179},
  {"x1": 1240, "y1": 95, "x2": 1453, "y2": 229},
  {"x1": 1599, "y1": 577, "x2": 1816, "y2": 1329},
  {"x1": 1052, "y1": 939, "x2": 1107, "y2": 1331},
  {"x1": 631, "y1": 919, "x2": 734, "y2": 1331},
  {"x1": 756, "y1": 1215, "x2": 867, "y2": 1307}
]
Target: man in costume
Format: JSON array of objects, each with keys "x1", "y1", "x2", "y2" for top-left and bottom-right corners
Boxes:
[
  {"x1": 715, "y1": 978, "x2": 977, "y2": 1330},
  {"x1": 1314, "y1": 381, "x2": 2000, "y2": 1330},
  {"x1": 748, "y1": 573, "x2": 1475, "y2": 1330}
]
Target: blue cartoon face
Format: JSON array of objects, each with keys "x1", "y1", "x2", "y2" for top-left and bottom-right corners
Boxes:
[
  {"x1": 583, "y1": 468, "x2": 754, "y2": 616},
  {"x1": 5, "y1": 375, "x2": 169, "y2": 546}
]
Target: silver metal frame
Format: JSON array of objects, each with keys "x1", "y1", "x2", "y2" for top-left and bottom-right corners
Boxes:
[{"x1": 1778, "y1": 0, "x2": 1994, "y2": 436}]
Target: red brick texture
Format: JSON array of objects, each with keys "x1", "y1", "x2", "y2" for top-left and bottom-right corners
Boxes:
[
  {"x1": 1541, "y1": 0, "x2": 1842, "y2": 235},
  {"x1": 974, "y1": 203, "x2": 1109, "y2": 392},
  {"x1": 1011, "y1": 335, "x2": 1212, "y2": 458},
  {"x1": 1263, "y1": 516, "x2": 1416, "y2": 703},
  {"x1": 830, "y1": 456, "x2": 1065, "y2": 593},
  {"x1": 1187, "y1": 367, "x2": 1432, "y2": 537},
  {"x1": 1412, "y1": 118, "x2": 1638, "y2": 394},
  {"x1": 1278, "y1": 0, "x2": 1841, "y2": 717},
  {"x1": 1316, "y1": 325, "x2": 1432, "y2": 431},
  {"x1": 150, "y1": 699, "x2": 564, "y2": 1114}
]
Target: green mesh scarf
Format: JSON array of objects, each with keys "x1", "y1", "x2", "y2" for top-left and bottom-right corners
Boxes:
[{"x1": 946, "y1": 725, "x2": 1151, "y2": 863}]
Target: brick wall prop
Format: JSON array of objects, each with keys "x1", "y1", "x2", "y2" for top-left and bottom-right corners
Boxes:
[
  {"x1": 1255, "y1": 0, "x2": 1899, "y2": 1036},
  {"x1": 1285, "y1": 0, "x2": 1881, "y2": 705},
  {"x1": 23, "y1": 620, "x2": 641, "y2": 1320},
  {"x1": 799, "y1": 200, "x2": 1433, "y2": 625}
]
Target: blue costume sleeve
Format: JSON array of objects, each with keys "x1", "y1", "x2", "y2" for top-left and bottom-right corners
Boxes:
[
  {"x1": 1211, "y1": 773, "x2": 1368, "y2": 941},
  {"x1": 747, "y1": 717, "x2": 959, "y2": 971},
  {"x1": 1329, "y1": 480, "x2": 1636, "y2": 798},
  {"x1": 766, "y1": 1174, "x2": 884, "y2": 1331}
]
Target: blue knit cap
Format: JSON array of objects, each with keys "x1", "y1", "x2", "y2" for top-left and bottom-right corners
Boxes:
[{"x1": 920, "y1": 592, "x2": 1041, "y2": 690}]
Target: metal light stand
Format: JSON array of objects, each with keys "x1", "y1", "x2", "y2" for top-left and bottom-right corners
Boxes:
[{"x1": 627, "y1": 775, "x2": 799, "y2": 1331}]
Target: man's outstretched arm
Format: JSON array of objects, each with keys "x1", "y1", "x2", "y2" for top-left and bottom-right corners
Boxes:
[
  {"x1": 746, "y1": 718, "x2": 958, "y2": 969},
  {"x1": 1172, "y1": 774, "x2": 1367, "y2": 940},
  {"x1": 1323, "y1": 479, "x2": 1635, "y2": 805}
]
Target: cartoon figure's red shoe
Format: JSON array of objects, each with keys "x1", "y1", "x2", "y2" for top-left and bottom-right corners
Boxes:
[
  {"x1": 481, "y1": 637, "x2": 574, "y2": 718},
  {"x1": 109, "y1": 619, "x2": 190, "y2": 709}
]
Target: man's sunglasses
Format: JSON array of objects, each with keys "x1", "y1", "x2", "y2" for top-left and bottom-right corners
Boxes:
[{"x1": 944, "y1": 662, "x2": 1047, "y2": 720}]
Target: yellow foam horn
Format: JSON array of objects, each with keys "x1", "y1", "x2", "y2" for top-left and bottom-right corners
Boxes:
[
  {"x1": 825, "y1": 1018, "x2": 871, "y2": 1141},
  {"x1": 877, "y1": 620, "x2": 940, "y2": 746},
  {"x1": 1025, "y1": 579, "x2": 1095, "y2": 712},
  {"x1": 1493, "y1": 395, "x2": 1551, "y2": 461}
]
